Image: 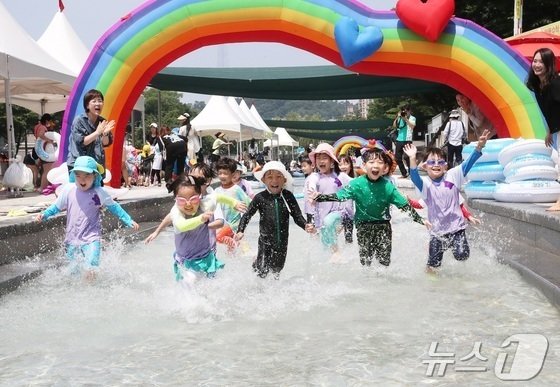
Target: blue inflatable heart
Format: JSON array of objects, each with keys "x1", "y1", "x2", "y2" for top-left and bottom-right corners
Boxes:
[{"x1": 335, "y1": 17, "x2": 383, "y2": 67}]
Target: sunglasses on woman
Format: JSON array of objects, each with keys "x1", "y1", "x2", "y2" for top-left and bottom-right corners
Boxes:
[
  {"x1": 425, "y1": 159, "x2": 447, "y2": 166},
  {"x1": 175, "y1": 195, "x2": 201, "y2": 206}
]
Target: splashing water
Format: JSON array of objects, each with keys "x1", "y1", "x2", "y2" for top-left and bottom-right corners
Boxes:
[{"x1": 1, "y1": 187, "x2": 559, "y2": 385}]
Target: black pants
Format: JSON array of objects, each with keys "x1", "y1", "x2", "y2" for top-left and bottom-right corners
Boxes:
[
  {"x1": 356, "y1": 221, "x2": 392, "y2": 266},
  {"x1": 447, "y1": 144, "x2": 463, "y2": 168},
  {"x1": 427, "y1": 229, "x2": 469, "y2": 268},
  {"x1": 253, "y1": 236, "x2": 288, "y2": 278},
  {"x1": 164, "y1": 152, "x2": 186, "y2": 183},
  {"x1": 342, "y1": 215, "x2": 353, "y2": 243},
  {"x1": 394, "y1": 141, "x2": 411, "y2": 177}
]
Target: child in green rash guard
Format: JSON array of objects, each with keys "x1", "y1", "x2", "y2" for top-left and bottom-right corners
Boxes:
[{"x1": 312, "y1": 148, "x2": 431, "y2": 267}]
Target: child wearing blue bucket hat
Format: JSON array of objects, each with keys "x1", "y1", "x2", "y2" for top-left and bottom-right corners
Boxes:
[{"x1": 36, "y1": 156, "x2": 139, "y2": 280}]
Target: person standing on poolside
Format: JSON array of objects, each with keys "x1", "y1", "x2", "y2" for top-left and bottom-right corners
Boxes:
[
  {"x1": 526, "y1": 47, "x2": 560, "y2": 211},
  {"x1": 392, "y1": 104, "x2": 415, "y2": 178},
  {"x1": 67, "y1": 89, "x2": 115, "y2": 181}
]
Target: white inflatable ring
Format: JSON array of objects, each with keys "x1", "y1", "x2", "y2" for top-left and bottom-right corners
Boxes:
[
  {"x1": 498, "y1": 139, "x2": 552, "y2": 166},
  {"x1": 466, "y1": 162, "x2": 504, "y2": 182},
  {"x1": 494, "y1": 181, "x2": 560, "y2": 203},
  {"x1": 35, "y1": 131, "x2": 61, "y2": 163},
  {"x1": 462, "y1": 138, "x2": 517, "y2": 163},
  {"x1": 504, "y1": 165, "x2": 558, "y2": 183},
  {"x1": 503, "y1": 154, "x2": 555, "y2": 177},
  {"x1": 464, "y1": 181, "x2": 496, "y2": 199}
]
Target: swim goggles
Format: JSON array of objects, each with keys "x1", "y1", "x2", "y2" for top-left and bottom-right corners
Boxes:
[
  {"x1": 175, "y1": 195, "x2": 201, "y2": 206},
  {"x1": 425, "y1": 159, "x2": 447, "y2": 166}
]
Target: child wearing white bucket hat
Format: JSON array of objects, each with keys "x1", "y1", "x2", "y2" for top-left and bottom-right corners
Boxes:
[
  {"x1": 235, "y1": 161, "x2": 315, "y2": 278},
  {"x1": 36, "y1": 156, "x2": 139, "y2": 280}
]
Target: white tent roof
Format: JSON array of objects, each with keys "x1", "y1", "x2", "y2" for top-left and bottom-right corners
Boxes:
[
  {"x1": 191, "y1": 95, "x2": 254, "y2": 139},
  {"x1": 37, "y1": 11, "x2": 90, "y2": 75},
  {"x1": 250, "y1": 104, "x2": 271, "y2": 132},
  {"x1": 1, "y1": 1, "x2": 75, "y2": 158},
  {"x1": 264, "y1": 127, "x2": 299, "y2": 147},
  {"x1": 239, "y1": 99, "x2": 272, "y2": 139},
  {"x1": 0, "y1": 2, "x2": 75, "y2": 83},
  {"x1": 0, "y1": 10, "x2": 144, "y2": 115}
]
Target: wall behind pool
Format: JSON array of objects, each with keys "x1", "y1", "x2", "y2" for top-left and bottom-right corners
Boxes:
[{"x1": 0, "y1": 197, "x2": 174, "y2": 266}]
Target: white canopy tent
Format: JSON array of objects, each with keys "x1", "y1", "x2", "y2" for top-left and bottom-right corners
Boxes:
[
  {"x1": 264, "y1": 127, "x2": 299, "y2": 147},
  {"x1": 1, "y1": 9, "x2": 145, "y2": 139},
  {"x1": 37, "y1": 10, "x2": 90, "y2": 76},
  {"x1": 238, "y1": 98, "x2": 273, "y2": 140},
  {"x1": 1, "y1": 2, "x2": 75, "y2": 159},
  {"x1": 264, "y1": 127, "x2": 299, "y2": 161},
  {"x1": 191, "y1": 95, "x2": 255, "y2": 140}
]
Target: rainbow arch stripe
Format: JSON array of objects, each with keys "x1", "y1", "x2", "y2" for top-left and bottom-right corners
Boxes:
[{"x1": 60, "y1": 0, "x2": 546, "y2": 186}]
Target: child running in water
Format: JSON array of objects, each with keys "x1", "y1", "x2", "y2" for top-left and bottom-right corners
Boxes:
[
  {"x1": 312, "y1": 148, "x2": 430, "y2": 267},
  {"x1": 147, "y1": 174, "x2": 226, "y2": 283},
  {"x1": 306, "y1": 143, "x2": 352, "y2": 258},
  {"x1": 233, "y1": 162, "x2": 255, "y2": 199},
  {"x1": 235, "y1": 161, "x2": 315, "y2": 278},
  {"x1": 403, "y1": 130, "x2": 489, "y2": 273},
  {"x1": 300, "y1": 156, "x2": 315, "y2": 223},
  {"x1": 36, "y1": 156, "x2": 139, "y2": 280},
  {"x1": 145, "y1": 163, "x2": 247, "y2": 249},
  {"x1": 214, "y1": 158, "x2": 252, "y2": 251},
  {"x1": 337, "y1": 152, "x2": 356, "y2": 243}
]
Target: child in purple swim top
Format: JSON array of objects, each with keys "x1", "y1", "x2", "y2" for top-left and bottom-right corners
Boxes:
[
  {"x1": 36, "y1": 156, "x2": 139, "y2": 281},
  {"x1": 403, "y1": 130, "x2": 490, "y2": 273},
  {"x1": 306, "y1": 143, "x2": 352, "y2": 258}
]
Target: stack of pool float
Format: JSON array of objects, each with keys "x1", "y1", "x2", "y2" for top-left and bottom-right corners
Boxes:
[
  {"x1": 463, "y1": 138, "x2": 516, "y2": 199},
  {"x1": 463, "y1": 138, "x2": 560, "y2": 202},
  {"x1": 494, "y1": 139, "x2": 560, "y2": 203}
]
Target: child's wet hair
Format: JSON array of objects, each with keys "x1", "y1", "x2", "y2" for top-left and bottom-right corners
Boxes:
[
  {"x1": 337, "y1": 153, "x2": 355, "y2": 178},
  {"x1": 167, "y1": 174, "x2": 205, "y2": 195},
  {"x1": 215, "y1": 157, "x2": 237, "y2": 173},
  {"x1": 361, "y1": 148, "x2": 393, "y2": 166},
  {"x1": 422, "y1": 147, "x2": 447, "y2": 162},
  {"x1": 190, "y1": 163, "x2": 215, "y2": 180}
]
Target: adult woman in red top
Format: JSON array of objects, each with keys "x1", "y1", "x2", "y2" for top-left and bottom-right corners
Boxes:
[{"x1": 526, "y1": 48, "x2": 560, "y2": 211}]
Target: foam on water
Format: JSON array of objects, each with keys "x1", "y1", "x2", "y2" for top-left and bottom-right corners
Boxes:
[{"x1": 1, "y1": 182, "x2": 559, "y2": 385}]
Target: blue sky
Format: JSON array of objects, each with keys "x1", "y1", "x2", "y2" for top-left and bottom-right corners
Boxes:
[{"x1": 3, "y1": 0, "x2": 397, "y2": 102}]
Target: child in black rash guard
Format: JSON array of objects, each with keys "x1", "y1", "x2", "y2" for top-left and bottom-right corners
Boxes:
[{"x1": 235, "y1": 161, "x2": 315, "y2": 279}]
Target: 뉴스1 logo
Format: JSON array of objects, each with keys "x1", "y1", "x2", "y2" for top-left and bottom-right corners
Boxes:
[{"x1": 423, "y1": 333, "x2": 548, "y2": 381}]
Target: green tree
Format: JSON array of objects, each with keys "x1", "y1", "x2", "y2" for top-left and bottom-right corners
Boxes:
[{"x1": 455, "y1": 0, "x2": 560, "y2": 38}]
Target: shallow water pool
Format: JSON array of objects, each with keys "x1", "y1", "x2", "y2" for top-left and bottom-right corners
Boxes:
[{"x1": 1, "y1": 193, "x2": 559, "y2": 385}]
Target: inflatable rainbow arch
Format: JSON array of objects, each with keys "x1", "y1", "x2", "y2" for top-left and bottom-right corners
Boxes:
[{"x1": 59, "y1": 0, "x2": 546, "y2": 187}]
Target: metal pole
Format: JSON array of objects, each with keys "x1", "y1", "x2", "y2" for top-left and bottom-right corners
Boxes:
[
  {"x1": 513, "y1": 0, "x2": 523, "y2": 35},
  {"x1": 4, "y1": 76, "x2": 15, "y2": 160}
]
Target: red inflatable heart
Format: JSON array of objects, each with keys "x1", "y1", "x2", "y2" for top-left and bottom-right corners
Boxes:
[{"x1": 396, "y1": 0, "x2": 455, "y2": 42}]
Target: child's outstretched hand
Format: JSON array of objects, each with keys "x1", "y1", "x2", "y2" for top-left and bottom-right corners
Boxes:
[
  {"x1": 234, "y1": 201, "x2": 248, "y2": 213},
  {"x1": 234, "y1": 232, "x2": 244, "y2": 241},
  {"x1": 201, "y1": 211, "x2": 214, "y2": 224},
  {"x1": 476, "y1": 129, "x2": 490, "y2": 151},
  {"x1": 308, "y1": 188, "x2": 319, "y2": 202},
  {"x1": 35, "y1": 213, "x2": 44, "y2": 223},
  {"x1": 130, "y1": 221, "x2": 140, "y2": 231},
  {"x1": 467, "y1": 215, "x2": 482, "y2": 225},
  {"x1": 144, "y1": 230, "x2": 159, "y2": 244},
  {"x1": 403, "y1": 143, "x2": 417, "y2": 158},
  {"x1": 423, "y1": 219, "x2": 433, "y2": 230}
]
